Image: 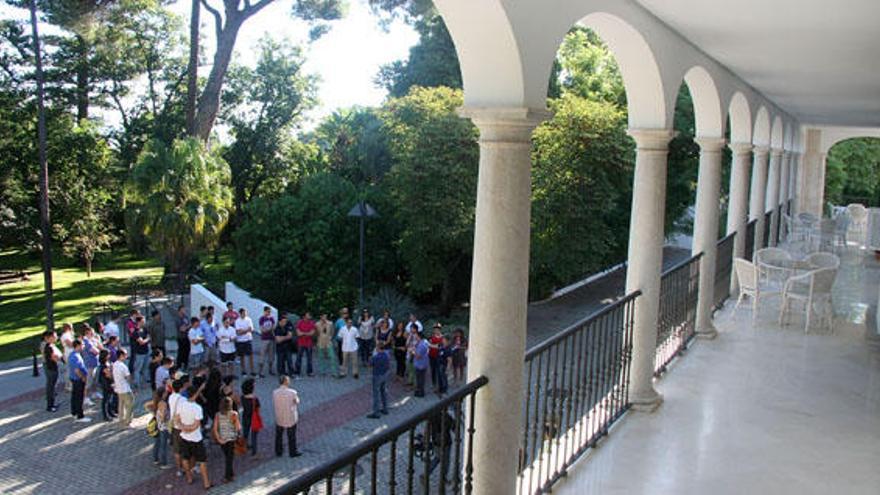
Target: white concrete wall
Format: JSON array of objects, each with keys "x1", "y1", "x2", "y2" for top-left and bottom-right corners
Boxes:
[
  {"x1": 190, "y1": 284, "x2": 226, "y2": 320},
  {"x1": 225, "y1": 282, "x2": 278, "y2": 323}
]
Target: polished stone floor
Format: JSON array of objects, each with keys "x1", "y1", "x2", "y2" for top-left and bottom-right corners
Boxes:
[{"x1": 554, "y1": 247, "x2": 880, "y2": 495}]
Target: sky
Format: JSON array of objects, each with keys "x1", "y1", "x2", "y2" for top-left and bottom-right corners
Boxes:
[{"x1": 1, "y1": 0, "x2": 419, "y2": 128}]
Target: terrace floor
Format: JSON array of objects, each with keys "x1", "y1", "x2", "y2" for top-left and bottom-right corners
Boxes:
[{"x1": 554, "y1": 246, "x2": 880, "y2": 495}]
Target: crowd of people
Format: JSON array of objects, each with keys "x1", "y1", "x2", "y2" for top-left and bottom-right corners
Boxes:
[{"x1": 39, "y1": 303, "x2": 468, "y2": 490}]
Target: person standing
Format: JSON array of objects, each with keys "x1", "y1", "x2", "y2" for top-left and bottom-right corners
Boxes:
[
  {"x1": 68, "y1": 339, "x2": 90, "y2": 422},
  {"x1": 428, "y1": 324, "x2": 443, "y2": 392},
  {"x1": 104, "y1": 313, "x2": 120, "y2": 341},
  {"x1": 81, "y1": 325, "x2": 101, "y2": 403},
  {"x1": 334, "y1": 308, "x2": 349, "y2": 366},
  {"x1": 175, "y1": 385, "x2": 211, "y2": 489},
  {"x1": 375, "y1": 319, "x2": 393, "y2": 354},
  {"x1": 412, "y1": 332, "x2": 429, "y2": 398},
  {"x1": 150, "y1": 388, "x2": 171, "y2": 468},
  {"x1": 366, "y1": 342, "x2": 391, "y2": 418},
  {"x1": 130, "y1": 317, "x2": 151, "y2": 388},
  {"x1": 96, "y1": 349, "x2": 115, "y2": 421},
  {"x1": 392, "y1": 323, "x2": 408, "y2": 381},
  {"x1": 176, "y1": 306, "x2": 191, "y2": 371},
  {"x1": 274, "y1": 314, "x2": 294, "y2": 376},
  {"x1": 357, "y1": 310, "x2": 375, "y2": 367},
  {"x1": 59, "y1": 323, "x2": 75, "y2": 392},
  {"x1": 212, "y1": 396, "x2": 241, "y2": 483},
  {"x1": 188, "y1": 317, "x2": 205, "y2": 366},
  {"x1": 223, "y1": 302, "x2": 239, "y2": 325},
  {"x1": 201, "y1": 313, "x2": 219, "y2": 364},
  {"x1": 379, "y1": 310, "x2": 394, "y2": 334},
  {"x1": 272, "y1": 375, "x2": 302, "y2": 458},
  {"x1": 217, "y1": 317, "x2": 238, "y2": 376},
  {"x1": 146, "y1": 310, "x2": 165, "y2": 355},
  {"x1": 113, "y1": 349, "x2": 135, "y2": 427},
  {"x1": 436, "y1": 335, "x2": 452, "y2": 396},
  {"x1": 240, "y1": 378, "x2": 261, "y2": 456},
  {"x1": 42, "y1": 330, "x2": 61, "y2": 412},
  {"x1": 451, "y1": 328, "x2": 468, "y2": 384},
  {"x1": 235, "y1": 308, "x2": 255, "y2": 377},
  {"x1": 406, "y1": 314, "x2": 424, "y2": 334},
  {"x1": 294, "y1": 312, "x2": 316, "y2": 377},
  {"x1": 337, "y1": 318, "x2": 359, "y2": 379},
  {"x1": 315, "y1": 313, "x2": 334, "y2": 375},
  {"x1": 257, "y1": 307, "x2": 276, "y2": 378}
]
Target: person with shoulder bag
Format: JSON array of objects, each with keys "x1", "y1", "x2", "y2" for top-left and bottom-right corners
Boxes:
[{"x1": 213, "y1": 397, "x2": 242, "y2": 483}]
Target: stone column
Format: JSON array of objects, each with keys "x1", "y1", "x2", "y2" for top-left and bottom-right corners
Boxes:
[
  {"x1": 625, "y1": 128, "x2": 675, "y2": 411},
  {"x1": 460, "y1": 107, "x2": 545, "y2": 495},
  {"x1": 692, "y1": 137, "x2": 726, "y2": 339},
  {"x1": 789, "y1": 152, "x2": 800, "y2": 214},
  {"x1": 726, "y1": 143, "x2": 752, "y2": 292},
  {"x1": 779, "y1": 150, "x2": 791, "y2": 217},
  {"x1": 749, "y1": 145, "x2": 770, "y2": 253},
  {"x1": 766, "y1": 148, "x2": 782, "y2": 246}
]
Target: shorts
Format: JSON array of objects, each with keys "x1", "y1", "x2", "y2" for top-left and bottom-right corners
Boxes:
[
  {"x1": 220, "y1": 352, "x2": 237, "y2": 363},
  {"x1": 171, "y1": 429, "x2": 182, "y2": 453},
  {"x1": 179, "y1": 439, "x2": 207, "y2": 462},
  {"x1": 235, "y1": 341, "x2": 253, "y2": 356}
]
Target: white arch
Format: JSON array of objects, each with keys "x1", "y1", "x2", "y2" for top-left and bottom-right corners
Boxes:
[
  {"x1": 753, "y1": 107, "x2": 771, "y2": 146},
  {"x1": 434, "y1": 0, "x2": 526, "y2": 107},
  {"x1": 576, "y1": 12, "x2": 666, "y2": 129},
  {"x1": 726, "y1": 92, "x2": 752, "y2": 144},
  {"x1": 682, "y1": 66, "x2": 723, "y2": 138},
  {"x1": 771, "y1": 116, "x2": 784, "y2": 149},
  {"x1": 819, "y1": 126, "x2": 880, "y2": 153}
]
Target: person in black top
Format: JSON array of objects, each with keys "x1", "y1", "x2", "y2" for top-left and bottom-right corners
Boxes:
[
  {"x1": 42, "y1": 330, "x2": 61, "y2": 412},
  {"x1": 392, "y1": 323, "x2": 408, "y2": 379},
  {"x1": 96, "y1": 349, "x2": 115, "y2": 421},
  {"x1": 436, "y1": 335, "x2": 453, "y2": 396},
  {"x1": 176, "y1": 305, "x2": 191, "y2": 371},
  {"x1": 274, "y1": 314, "x2": 294, "y2": 376}
]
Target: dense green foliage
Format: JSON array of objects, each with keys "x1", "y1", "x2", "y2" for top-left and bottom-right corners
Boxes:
[{"x1": 824, "y1": 138, "x2": 880, "y2": 206}]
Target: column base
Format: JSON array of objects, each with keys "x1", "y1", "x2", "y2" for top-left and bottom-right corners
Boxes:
[
  {"x1": 696, "y1": 322, "x2": 719, "y2": 340},
  {"x1": 630, "y1": 388, "x2": 663, "y2": 412}
]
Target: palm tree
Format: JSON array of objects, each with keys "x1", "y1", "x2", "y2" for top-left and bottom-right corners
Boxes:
[{"x1": 127, "y1": 137, "x2": 232, "y2": 281}]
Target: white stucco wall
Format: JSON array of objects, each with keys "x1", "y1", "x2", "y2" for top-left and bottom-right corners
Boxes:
[
  {"x1": 225, "y1": 282, "x2": 279, "y2": 324},
  {"x1": 190, "y1": 284, "x2": 226, "y2": 320}
]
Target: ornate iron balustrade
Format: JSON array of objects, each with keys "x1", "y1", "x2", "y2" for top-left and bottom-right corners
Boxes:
[
  {"x1": 518, "y1": 291, "x2": 639, "y2": 495},
  {"x1": 268, "y1": 376, "x2": 488, "y2": 495},
  {"x1": 654, "y1": 254, "x2": 701, "y2": 376},
  {"x1": 713, "y1": 232, "x2": 736, "y2": 309}
]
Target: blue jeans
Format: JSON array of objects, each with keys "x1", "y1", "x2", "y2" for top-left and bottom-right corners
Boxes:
[
  {"x1": 189, "y1": 351, "x2": 204, "y2": 367},
  {"x1": 437, "y1": 364, "x2": 448, "y2": 394},
  {"x1": 372, "y1": 372, "x2": 388, "y2": 414},
  {"x1": 153, "y1": 429, "x2": 169, "y2": 465},
  {"x1": 131, "y1": 353, "x2": 149, "y2": 388},
  {"x1": 295, "y1": 347, "x2": 313, "y2": 376}
]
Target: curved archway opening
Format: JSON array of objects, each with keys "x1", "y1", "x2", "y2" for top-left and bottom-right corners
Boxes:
[
  {"x1": 753, "y1": 106, "x2": 770, "y2": 146},
  {"x1": 825, "y1": 137, "x2": 880, "y2": 208}
]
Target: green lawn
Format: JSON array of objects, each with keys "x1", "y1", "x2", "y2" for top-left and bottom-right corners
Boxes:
[{"x1": 0, "y1": 249, "x2": 164, "y2": 361}]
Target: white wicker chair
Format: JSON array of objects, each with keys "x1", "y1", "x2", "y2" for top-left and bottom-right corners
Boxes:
[
  {"x1": 778, "y1": 267, "x2": 838, "y2": 333},
  {"x1": 733, "y1": 258, "x2": 759, "y2": 319},
  {"x1": 847, "y1": 203, "x2": 868, "y2": 246},
  {"x1": 807, "y1": 252, "x2": 840, "y2": 270},
  {"x1": 755, "y1": 247, "x2": 792, "y2": 291}
]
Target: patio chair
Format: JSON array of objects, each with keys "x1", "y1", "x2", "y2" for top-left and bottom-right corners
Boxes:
[
  {"x1": 797, "y1": 212, "x2": 818, "y2": 227},
  {"x1": 833, "y1": 212, "x2": 849, "y2": 250},
  {"x1": 807, "y1": 252, "x2": 840, "y2": 270},
  {"x1": 846, "y1": 203, "x2": 868, "y2": 246},
  {"x1": 733, "y1": 258, "x2": 759, "y2": 319},
  {"x1": 755, "y1": 247, "x2": 792, "y2": 290},
  {"x1": 814, "y1": 218, "x2": 836, "y2": 252},
  {"x1": 778, "y1": 267, "x2": 837, "y2": 333},
  {"x1": 783, "y1": 213, "x2": 807, "y2": 244}
]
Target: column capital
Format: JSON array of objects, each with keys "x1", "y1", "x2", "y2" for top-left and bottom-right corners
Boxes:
[
  {"x1": 627, "y1": 128, "x2": 676, "y2": 151},
  {"x1": 728, "y1": 141, "x2": 753, "y2": 155},
  {"x1": 753, "y1": 144, "x2": 771, "y2": 157},
  {"x1": 770, "y1": 147, "x2": 784, "y2": 159},
  {"x1": 458, "y1": 106, "x2": 550, "y2": 143},
  {"x1": 694, "y1": 136, "x2": 727, "y2": 152}
]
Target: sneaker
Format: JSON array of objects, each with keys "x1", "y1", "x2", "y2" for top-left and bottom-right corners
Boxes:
[
  {"x1": 366, "y1": 413, "x2": 381, "y2": 419},
  {"x1": 290, "y1": 451, "x2": 302, "y2": 458},
  {"x1": 74, "y1": 417, "x2": 92, "y2": 423},
  {"x1": 47, "y1": 406, "x2": 58, "y2": 413},
  {"x1": 380, "y1": 410, "x2": 389, "y2": 415},
  {"x1": 84, "y1": 398, "x2": 95, "y2": 407}
]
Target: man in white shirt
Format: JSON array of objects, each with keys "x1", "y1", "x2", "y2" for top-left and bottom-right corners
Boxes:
[
  {"x1": 337, "y1": 318, "x2": 359, "y2": 379},
  {"x1": 103, "y1": 314, "x2": 120, "y2": 341},
  {"x1": 406, "y1": 314, "x2": 424, "y2": 334},
  {"x1": 217, "y1": 318, "x2": 237, "y2": 376},
  {"x1": 234, "y1": 308, "x2": 255, "y2": 377},
  {"x1": 175, "y1": 386, "x2": 211, "y2": 489},
  {"x1": 187, "y1": 318, "x2": 205, "y2": 365},
  {"x1": 112, "y1": 349, "x2": 134, "y2": 427},
  {"x1": 167, "y1": 379, "x2": 186, "y2": 476},
  {"x1": 59, "y1": 323, "x2": 75, "y2": 392}
]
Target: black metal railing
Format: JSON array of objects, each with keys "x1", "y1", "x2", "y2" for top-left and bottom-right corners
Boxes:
[
  {"x1": 744, "y1": 219, "x2": 757, "y2": 261},
  {"x1": 713, "y1": 233, "x2": 735, "y2": 309},
  {"x1": 654, "y1": 254, "x2": 701, "y2": 376},
  {"x1": 518, "y1": 291, "x2": 639, "y2": 495},
  {"x1": 269, "y1": 376, "x2": 488, "y2": 495},
  {"x1": 762, "y1": 210, "x2": 772, "y2": 248}
]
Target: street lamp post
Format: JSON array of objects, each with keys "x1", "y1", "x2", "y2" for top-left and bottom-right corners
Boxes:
[{"x1": 348, "y1": 201, "x2": 379, "y2": 306}]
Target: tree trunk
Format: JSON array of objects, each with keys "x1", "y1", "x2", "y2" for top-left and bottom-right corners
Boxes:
[
  {"x1": 75, "y1": 35, "x2": 89, "y2": 122},
  {"x1": 194, "y1": 17, "x2": 243, "y2": 141},
  {"x1": 185, "y1": 0, "x2": 200, "y2": 136},
  {"x1": 85, "y1": 256, "x2": 92, "y2": 278},
  {"x1": 30, "y1": 0, "x2": 54, "y2": 332}
]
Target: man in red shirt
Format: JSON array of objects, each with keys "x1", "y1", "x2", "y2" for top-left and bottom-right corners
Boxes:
[
  {"x1": 428, "y1": 323, "x2": 444, "y2": 392},
  {"x1": 295, "y1": 313, "x2": 316, "y2": 377},
  {"x1": 223, "y1": 302, "x2": 239, "y2": 325}
]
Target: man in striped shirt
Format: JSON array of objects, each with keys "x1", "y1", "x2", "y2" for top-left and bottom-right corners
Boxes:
[{"x1": 273, "y1": 375, "x2": 302, "y2": 458}]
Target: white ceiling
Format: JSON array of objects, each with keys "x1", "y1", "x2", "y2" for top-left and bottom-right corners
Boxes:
[{"x1": 636, "y1": 0, "x2": 880, "y2": 127}]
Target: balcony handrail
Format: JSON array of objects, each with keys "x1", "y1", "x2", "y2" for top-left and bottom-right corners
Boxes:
[
  {"x1": 661, "y1": 251, "x2": 703, "y2": 278},
  {"x1": 525, "y1": 290, "x2": 642, "y2": 361},
  {"x1": 267, "y1": 375, "x2": 489, "y2": 495}
]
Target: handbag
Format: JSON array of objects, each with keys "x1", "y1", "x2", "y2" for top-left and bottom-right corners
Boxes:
[
  {"x1": 146, "y1": 417, "x2": 159, "y2": 438},
  {"x1": 234, "y1": 436, "x2": 248, "y2": 455},
  {"x1": 251, "y1": 401, "x2": 264, "y2": 432}
]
